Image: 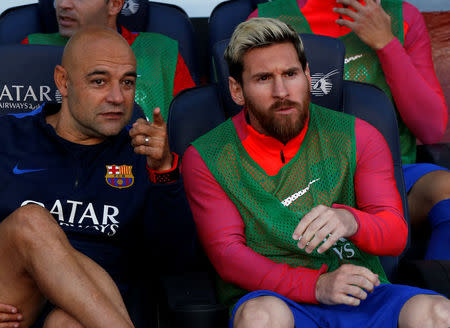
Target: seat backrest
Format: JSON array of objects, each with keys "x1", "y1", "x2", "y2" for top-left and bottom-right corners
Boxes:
[
  {"x1": 342, "y1": 80, "x2": 410, "y2": 278},
  {"x1": 167, "y1": 85, "x2": 226, "y2": 157},
  {"x1": 0, "y1": 44, "x2": 63, "y2": 117},
  {"x1": 208, "y1": 0, "x2": 270, "y2": 53},
  {"x1": 212, "y1": 34, "x2": 345, "y2": 117},
  {"x1": 0, "y1": 0, "x2": 200, "y2": 84}
]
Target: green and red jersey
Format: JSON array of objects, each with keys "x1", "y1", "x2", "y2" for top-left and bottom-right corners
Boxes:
[{"x1": 183, "y1": 105, "x2": 407, "y2": 308}]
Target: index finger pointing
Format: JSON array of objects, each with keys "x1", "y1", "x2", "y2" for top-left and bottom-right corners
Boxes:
[{"x1": 152, "y1": 107, "x2": 165, "y2": 126}]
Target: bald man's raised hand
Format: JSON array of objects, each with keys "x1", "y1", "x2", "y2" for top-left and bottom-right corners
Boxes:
[{"x1": 129, "y1": 108, "x2": 173, "y2": 171}]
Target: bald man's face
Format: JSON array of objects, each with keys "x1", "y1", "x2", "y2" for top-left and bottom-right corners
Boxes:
[
  {"x1": 58, "y1": 36, "x2": 137, "y2": 142},
  {"x1": 56, "y1": 0, "x2": 111, "y2": 37}
]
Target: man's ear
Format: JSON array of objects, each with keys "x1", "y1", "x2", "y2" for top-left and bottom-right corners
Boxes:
[
  {"x1": 305, "y1": 63, "x2": 311, "y2": 86},
  {"x1": 54, "y1": 65, "x2": 68, "y2": 97},
  {"x1": 229, "y1": 76, "x2": 245, "y2": 106},
  {"x1": 108, "y1": 0, "x2": 124, "y2": 16}
]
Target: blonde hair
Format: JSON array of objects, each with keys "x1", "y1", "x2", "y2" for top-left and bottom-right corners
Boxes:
[{"x1": 224, "y1": 17, "x2": 307, "y2": 84}]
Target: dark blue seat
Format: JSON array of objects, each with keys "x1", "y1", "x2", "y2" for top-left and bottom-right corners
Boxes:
[
  {"x1": 208, "y1": 0, "x2": 266, "y2": 51},
  {"x1": 0, "y1": 44, "x2": 63, "y2": 117},
  {"x1": 208, "y1": 0, "x2": 267, "y2": 81},
  {"x1": 0, "y1": 0, "x2": 200, "y2": 84},
  {"x1": 342, "y1": 80, "x2": 409, "y2": 278}
]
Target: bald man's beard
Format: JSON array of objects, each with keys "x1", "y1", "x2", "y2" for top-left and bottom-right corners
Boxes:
[{"x1": 246, "y1": 92, "x2": 310, "y2": 144}]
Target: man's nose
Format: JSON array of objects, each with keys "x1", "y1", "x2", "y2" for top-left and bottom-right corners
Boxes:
[
  {"x1": 106, "y1": 83, "x2": 125, "y2": 105},
  {"x1": 57, "y1": 0, "x2": 74, "y2": 9},
  {"x1": 273, "y1": 76, "x2": 289, "y2": 99}
]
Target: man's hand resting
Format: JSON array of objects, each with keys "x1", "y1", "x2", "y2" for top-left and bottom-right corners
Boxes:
[{"x1": 315, "y1": 264, "x2": 380, "y2": 306}]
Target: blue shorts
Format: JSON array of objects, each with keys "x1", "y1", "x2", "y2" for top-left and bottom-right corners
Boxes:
[
  {"x1": 403, "y1": 163, "x2": 448, "y2": 192},
  {"x1": 230, "y1": 284, "x2": 439, "y2": 328}
]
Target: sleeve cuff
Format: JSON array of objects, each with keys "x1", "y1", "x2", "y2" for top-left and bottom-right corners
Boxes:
[
  {"x1": 332, "y1": 203, "x2": 362, "y2": 241},
  {"x1": 311, "y1": 264, "x2": 328, "y2": 304},
  {"x1": 376, "y1": 36, "x2": 403, "y2": 58},
  {"x1": 146, "y1": 152, "x2": 180, "y2": 184}
]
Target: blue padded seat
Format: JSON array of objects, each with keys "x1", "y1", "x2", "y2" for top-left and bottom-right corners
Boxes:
[{"x1": 0, "y1": 44, "x2": 63, "y2": 117}]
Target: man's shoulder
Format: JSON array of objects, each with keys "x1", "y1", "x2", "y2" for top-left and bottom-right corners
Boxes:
[
  {"x1": 192, "y1": 117, "x2": 235, "y2": 147},
  {"x1": 0, "y1": 106, "x2": 43, "y2": 127}
]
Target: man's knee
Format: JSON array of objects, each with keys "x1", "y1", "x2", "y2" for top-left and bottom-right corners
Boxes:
[
  {"x1": 400, "y1": 294, "x2": 450, "y2": 328},
  {"x1": 429, "y1": 296, "x2": 450, "y2": 327},
  {"x1": 413, "y1": 170, "x2": 450, "y2": 205},
  {"x1": 4, "y1": 204, "x2": 63, "y2": 253},
  {"x1": 233, "y1": 296, "x2": 294, "y2": 328},
  {"x1": 44, "y1": 308, "x2": 84, "y2": 328}
]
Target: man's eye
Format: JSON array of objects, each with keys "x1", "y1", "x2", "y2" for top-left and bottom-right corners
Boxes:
[
  {"x1": 123, "y1": 80, "x2": 135, "y2": 86},
  {"x1": 286, "y1": 71, "x2": 296, "y2": 77},
  {"x1": 259, "y1": 75, "x2": 269, "y2": 81},
  {"x1": 93, "y1": 79, "x2": 104, "y2": 85}
]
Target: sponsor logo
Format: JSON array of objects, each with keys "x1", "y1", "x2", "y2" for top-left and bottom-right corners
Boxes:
[
  {"x1": 21, "y1": 199, "x2": 120, "y2": 237},
  {"x1": 310, "y1": 69, "x2": 339, "y2": 96},
  {"x1": 13, "y1": 163, "x2": 46, "y2": 175},
  {"x1": 121, "y1": 0, "x2": 140, "y2": 16},
  {"x1": 0, "y1": 85, "x2": 60, "y2": 113},
  {"x1": 105, "y1": 165, "x2": 134, "y2": 189},
  {"x1": 331, "y1": 238, "x2": 356, "y2": 260},
  {"x1": 344, "y1": 54, "x2": 363, "y2": 64},
  {"x1": 281, "y1": 178, "x2": 320, "y2": 207}
]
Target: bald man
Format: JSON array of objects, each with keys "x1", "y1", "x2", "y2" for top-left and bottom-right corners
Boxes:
[
  {"x1": 23, "y1": 0, "x2": 196, "y2": 122},
  {"x1": 0, "y1": 27, "x2": 194, "y2": 327}
]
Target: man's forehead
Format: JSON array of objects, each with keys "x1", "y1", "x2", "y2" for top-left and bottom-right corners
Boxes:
[
  {"x1": 70, "y1": 45, "x2": 136, "y2": 71},
  {"x1": 243, "y1": 43, "x2": 301, "y2": 73},
  {"x1": 82, "y1": 61, "x2": 137, "y2": 75}
]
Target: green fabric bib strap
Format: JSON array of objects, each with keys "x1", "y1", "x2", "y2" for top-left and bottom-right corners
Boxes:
[
  {"x1": 27, "y1": 33, "x2": 68, "y2": 46},
  {"x1": 258, "y1": 0, "x2": 415, "y2": 164},
  {"x1": 193, "y1": 104, "x2": 388, "y2": 308},
  {"x1": 27, "y1": 32, "x2": 178, "y2": 122},
  {"x1": 130, "y1": 33, "x2": 177, "y2": 121}
]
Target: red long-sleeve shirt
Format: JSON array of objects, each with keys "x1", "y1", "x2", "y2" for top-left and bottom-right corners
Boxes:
[
  {"x1": 182, "y1": 110, "x2": 407, "y2": 304},
  {"x1": 249, "y1": 0, "x2": 448, "y2": 144}
]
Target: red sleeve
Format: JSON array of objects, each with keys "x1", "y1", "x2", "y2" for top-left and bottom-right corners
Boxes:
[
  {"x1": 375, "y1": 2, "x2": 447, "y2": 144},
  {"x1": 334, "y1": 118, "x2": 407, "y2": 256},
  {"x1": 173, "y1": 53, "x2": 195, "y2": 97},
  {"x1": 182, "y1": 145, "x2": 326, "y2": 304},
  {"x1": 248, "y1": 8, "x2": 259, "y2": 19},
  {"x1": 21, "y1": 37, "x2": 29, "y2": 44}
]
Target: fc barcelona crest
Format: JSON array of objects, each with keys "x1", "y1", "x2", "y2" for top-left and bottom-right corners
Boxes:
[{"x1": 105, "y1": 165, "x2": 134, "y2": 189}]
